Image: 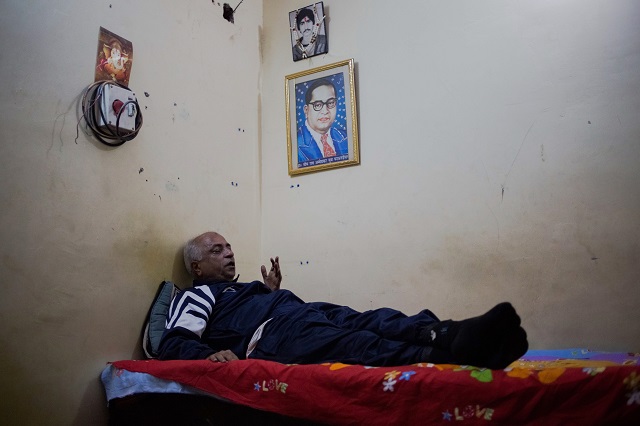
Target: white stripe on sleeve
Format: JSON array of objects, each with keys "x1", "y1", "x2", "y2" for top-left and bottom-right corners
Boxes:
[{"x1": 166, "y1": 286, "x2": 216, "y2": 338}]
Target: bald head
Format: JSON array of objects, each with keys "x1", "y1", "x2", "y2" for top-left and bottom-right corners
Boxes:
[{"x1": 184, "y1": 232, "x2": 236, "y2": 282}]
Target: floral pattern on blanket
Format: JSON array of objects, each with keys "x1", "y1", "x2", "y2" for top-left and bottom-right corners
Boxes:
[{"x1": 626, "y1": 372, "x2": 640, "y2": 406}]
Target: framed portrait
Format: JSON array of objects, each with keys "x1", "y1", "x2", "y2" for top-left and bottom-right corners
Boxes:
[
  {"x1": 286, "y1": 59, "x2": 359, "y2": 176},
  {"x1": 289, "y1": 2, "x2": 328, "y2": 62}
]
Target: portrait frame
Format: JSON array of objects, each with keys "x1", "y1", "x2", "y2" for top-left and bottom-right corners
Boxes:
[
  {"x1": 289, "y1": 2, "x2": 328, "y2": 62},
  {"x1": 286, "y1": 58, "x2": 359, "y2": 176}
]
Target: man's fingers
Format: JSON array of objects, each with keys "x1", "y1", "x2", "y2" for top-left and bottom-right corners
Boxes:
[
  {"x1": 208, "y1": 350, "x2": 238, "y2": 363},
  {"x1": 219, "y1": 350, "x2": 238, "y2": 361},
  {"x1": 271, "y1": 257, "x2": 281, "y2": 276}
]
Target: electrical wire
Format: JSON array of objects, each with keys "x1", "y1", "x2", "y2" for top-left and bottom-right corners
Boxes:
[{"x1": 80, "y1": 80, "x2": 143, "y2": 147}]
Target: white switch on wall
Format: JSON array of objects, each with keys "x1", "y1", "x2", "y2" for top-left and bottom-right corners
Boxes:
[{"x1": 97, "y1": 83, "x2": 138, "y2": 132}]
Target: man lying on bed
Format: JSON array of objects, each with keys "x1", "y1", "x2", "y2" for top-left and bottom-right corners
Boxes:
[{"x1": 158, "y1": 231, "x2": 528, "y2": 369}]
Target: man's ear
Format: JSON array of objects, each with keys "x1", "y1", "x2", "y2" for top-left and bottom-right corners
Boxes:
[
  {"x1": 191, "y1": 261, "x2": 202, "y2": 277},
  {"x1": 303, "y1": 104, "x2": 309, "y2": 117}
]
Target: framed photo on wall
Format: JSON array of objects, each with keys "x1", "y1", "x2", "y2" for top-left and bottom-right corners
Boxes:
[
  {"x1": 286, "y1": 59, "x2": 360, "y2": 176},
  {"x1": 289, "y1": 2, "x2": 328, "y2": 61}
]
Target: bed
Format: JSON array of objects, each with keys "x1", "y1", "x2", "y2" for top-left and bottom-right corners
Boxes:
[
  {"x1": 102, "y1": 350, "x2": 640, "y2": 425},
  {"x1": 101, "y1": 282, "x2": 640, "y2": 425}
]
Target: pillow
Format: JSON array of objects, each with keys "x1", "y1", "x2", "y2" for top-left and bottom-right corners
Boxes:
[{"x1": 142, "y1": 281, "x2": 181, "y2": 358}]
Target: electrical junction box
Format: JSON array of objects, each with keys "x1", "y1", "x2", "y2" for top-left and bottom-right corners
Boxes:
[{"x1": 97, "y1": 83, "x2": 138, "y2": 132}]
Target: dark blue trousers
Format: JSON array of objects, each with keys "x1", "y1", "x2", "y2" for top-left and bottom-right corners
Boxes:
[{"x1": 250, "y1": 302, "x2": 440, "y2": 366}]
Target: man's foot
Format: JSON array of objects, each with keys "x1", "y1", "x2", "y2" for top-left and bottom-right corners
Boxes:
[{"x1": 420, "y1": 302, "x2": 528, "y2": 369}]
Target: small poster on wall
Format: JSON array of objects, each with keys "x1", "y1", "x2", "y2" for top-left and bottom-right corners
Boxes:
[
  {"x1": 94, "y1": 27, "x2": 133, "y2": 86},
  {"x1": 289, "y1": 2, "x2": 328, "y2": 62}
]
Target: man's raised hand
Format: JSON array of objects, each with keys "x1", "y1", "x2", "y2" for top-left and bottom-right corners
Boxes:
[{"x1": 261, "y1": 256, "x2": 282, "y2": 291}]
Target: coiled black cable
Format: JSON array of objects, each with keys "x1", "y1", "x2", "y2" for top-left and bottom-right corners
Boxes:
[{"x1": 81, "y1": 80, "x2": 143, "y2": 147}]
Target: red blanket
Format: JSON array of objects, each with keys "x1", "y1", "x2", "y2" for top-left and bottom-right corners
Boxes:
[{"x1": 110, "y1": 356, "x2": 640, "y2": 425}]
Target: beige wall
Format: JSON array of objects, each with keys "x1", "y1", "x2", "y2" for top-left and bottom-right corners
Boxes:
[
  {"x1": 1, "y1": 0, "x2": 639, "y2": 424},
  {"x1": 261, "y1": 0, "x2": 640, "y2": 348},
  {"x1": 0, "y1": 0, "x2": 262, "y2": 424}
]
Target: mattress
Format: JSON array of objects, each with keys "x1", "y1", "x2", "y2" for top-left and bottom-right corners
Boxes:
[{"x1": 102, "y1": 349, "x2": 640, "y2": 425}]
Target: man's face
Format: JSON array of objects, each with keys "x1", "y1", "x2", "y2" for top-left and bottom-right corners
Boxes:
[
  {"x1": 298, "y1": 16, "x2": 313, "y2": 42},
  {"x1": 304, "y1": 85, "x2": 337, "y2": 134},
  {"x1": 193, "y1": 232, "x2": 235, "y2": 282}
]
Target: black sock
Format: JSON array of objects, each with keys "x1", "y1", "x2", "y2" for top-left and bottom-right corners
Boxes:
[
  {"x1": 425, "y1": 347, "x2": 456, "y2": 364},
  {"x1": 450, "y1": 302, "x2": 528, "y2": 369},
  {"x1": 419, "y1": 302, "x2": 528, "y2": 369},
  {"x1": 418, "y1": 320, "x2": 461, "y2": 350}
]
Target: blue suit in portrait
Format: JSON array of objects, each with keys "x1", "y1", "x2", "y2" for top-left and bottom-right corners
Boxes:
[{"x1": 297, "y1": 125, "x2": 349, "y2": 163}]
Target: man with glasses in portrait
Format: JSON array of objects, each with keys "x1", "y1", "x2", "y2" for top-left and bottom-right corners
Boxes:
[{"x1": 297, "y1": 78, "x2": 348, "y2": 164}]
